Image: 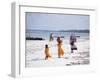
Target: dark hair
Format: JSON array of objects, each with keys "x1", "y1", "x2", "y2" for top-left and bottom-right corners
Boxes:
[
  {"x1": 45, "y1": 44, "x2": 48, "y2": 48},
  {"x1": 58, "y1": 40, "x2": 62, "y2": 44},
  {"x1": 57, "y1": 37, "x2": 60, "y2": 42}
]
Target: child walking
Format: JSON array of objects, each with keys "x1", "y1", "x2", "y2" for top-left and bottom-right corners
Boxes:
[{"x1": 44, "y1": 44, "x2": 51, "y2": 60}]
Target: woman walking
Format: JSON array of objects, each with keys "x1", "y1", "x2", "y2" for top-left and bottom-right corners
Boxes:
[
  {"x1": 57, "y1": 37, "x2": 64, "y2": 58},
  {"x1": 70, "y1": 33, "x2": 77, "y2": 53},
  {"x1": 49, "y1": 33, "x2": 54, "y2": 41}
]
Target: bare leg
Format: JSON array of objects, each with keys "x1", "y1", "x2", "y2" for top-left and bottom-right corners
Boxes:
[
  {"x1": 45, "y1": 56, "x2": 48, "y2": 60},
  {"x1": 71, "y1": 49, "x2": 73, "y2": 53}
]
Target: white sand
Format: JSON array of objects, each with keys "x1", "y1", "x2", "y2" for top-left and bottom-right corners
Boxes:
[{"x1": 26, "y1": 37, "x2": 89, "y2": 67}]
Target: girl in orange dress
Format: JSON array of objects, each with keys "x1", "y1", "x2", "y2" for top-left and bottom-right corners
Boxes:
[
  {"x1": 44, "y1": 44, "x2": 51, "y2": 60},
  {"x1": 57, "y1": 37, "x2": 64, "y2": 58}
]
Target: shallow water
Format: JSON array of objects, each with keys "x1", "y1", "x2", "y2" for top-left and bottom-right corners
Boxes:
[{"x1": 25, "y1": 37, "x2": 89, "y2": 67}]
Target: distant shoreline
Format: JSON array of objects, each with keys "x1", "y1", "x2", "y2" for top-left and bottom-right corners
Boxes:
[{"x1": 26, "y1": 37, "x2": 45, "y2": 40}]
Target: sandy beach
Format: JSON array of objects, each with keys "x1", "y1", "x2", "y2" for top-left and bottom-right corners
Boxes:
[{"x1": 25, "y1": 37, "x2": 89, "y2": 67}]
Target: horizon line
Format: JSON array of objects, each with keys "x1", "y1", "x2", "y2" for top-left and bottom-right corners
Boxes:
[{"x1": 26, "y1": 29, "x2": 89, "y2": 31}]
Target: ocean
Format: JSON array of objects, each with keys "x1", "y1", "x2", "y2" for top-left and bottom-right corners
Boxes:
[{"x1": 26, "y1": 30, "x2": 89, "y2": 40}]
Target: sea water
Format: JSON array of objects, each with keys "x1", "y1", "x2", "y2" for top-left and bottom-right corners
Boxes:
[{"x1": 26, "y1": 30, "x2": 89, "y2": 40}]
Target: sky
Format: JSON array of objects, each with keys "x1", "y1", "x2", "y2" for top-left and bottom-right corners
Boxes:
[{"x1": 26, "y1": 12, "x2": 90, "y2": 31}]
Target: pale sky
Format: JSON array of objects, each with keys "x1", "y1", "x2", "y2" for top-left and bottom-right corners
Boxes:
[{"x1": 26, "y1": 12, "x2": 89, "y2": 30}]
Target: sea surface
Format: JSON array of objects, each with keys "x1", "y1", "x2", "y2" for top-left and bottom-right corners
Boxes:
[{"x1": 26, "y1": 30, "x2": 89, "y2": 40}]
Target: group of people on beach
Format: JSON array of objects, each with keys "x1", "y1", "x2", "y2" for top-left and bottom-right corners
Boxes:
[{"x1": 44, "y1": 33, "x2": 77, "y2": 60}]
